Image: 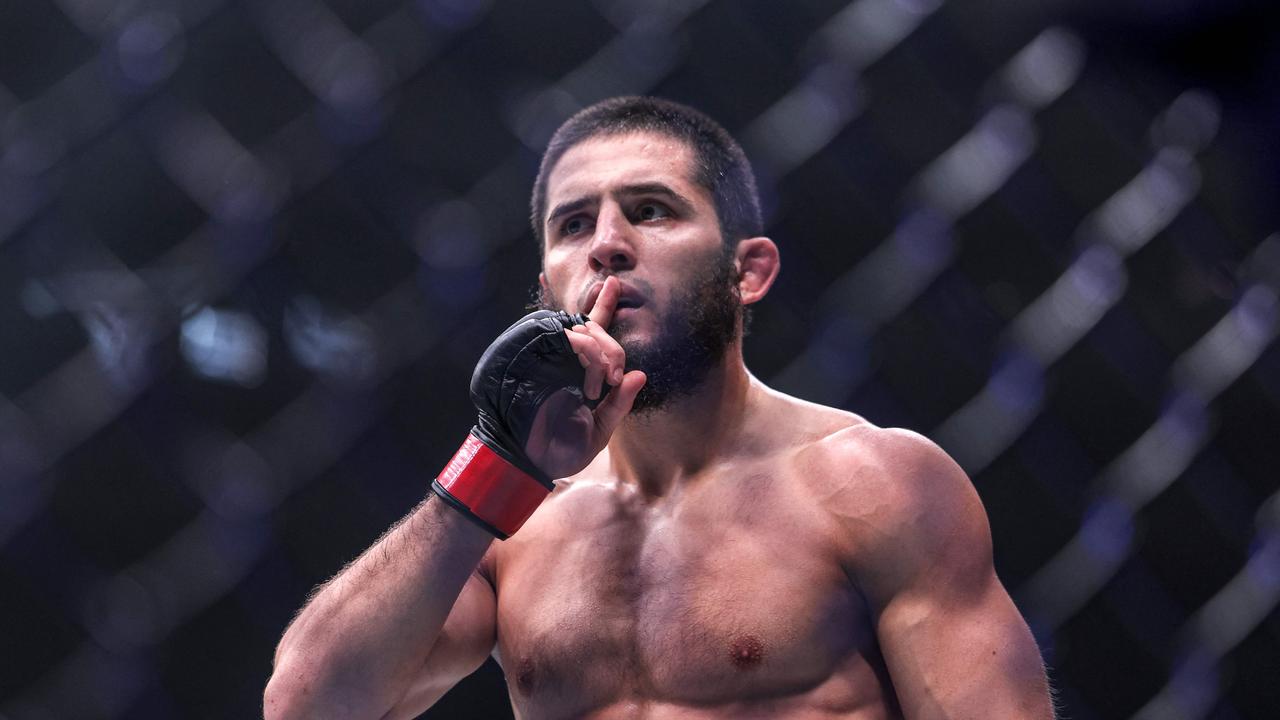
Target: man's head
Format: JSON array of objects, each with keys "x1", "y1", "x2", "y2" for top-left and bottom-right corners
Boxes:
[
  {"x1": 530, "y1": 96, "x2": 763, "y2": 251},
  {"x1": 532, "y1": 97, "x2": 778, "y2": 413}
]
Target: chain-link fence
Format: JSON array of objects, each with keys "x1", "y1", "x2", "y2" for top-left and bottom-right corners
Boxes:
[{"x1": 1, "y1": 1, "x2": 1277, "y2": 718}]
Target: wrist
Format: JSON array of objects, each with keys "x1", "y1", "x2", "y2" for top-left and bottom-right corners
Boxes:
[{"x1": 430, "y1": 431, "x2": 551, "y2": 539}]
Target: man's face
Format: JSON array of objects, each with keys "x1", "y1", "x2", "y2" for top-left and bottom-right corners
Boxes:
[{"x1": 538, "y1": 131, "x2": 741, "y2": 412}]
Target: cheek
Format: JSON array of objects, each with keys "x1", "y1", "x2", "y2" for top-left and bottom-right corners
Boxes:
[
  {"x1": 541, "y1": 253, "x2": 570, "y2": 287},
  {"x1": 541, "y1": 259, "x2": 581, "y2": 309},
  {"x1": 548, "y1": 269, "x2": 574, "y2": 296}
]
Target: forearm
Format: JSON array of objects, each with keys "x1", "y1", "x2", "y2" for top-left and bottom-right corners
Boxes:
[
  {"x1": 262, "y1": 303, "x2": 635, "y2": 717},
  {"x1": 265, "y1": 495, "x2": 494, "y2": 720}
]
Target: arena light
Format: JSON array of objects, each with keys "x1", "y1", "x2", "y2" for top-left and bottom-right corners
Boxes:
[
  {"x1": 993, "y1": 26, "x2": 1085, "y2": 111},
  {"x1": 180, "y1": 306, "x2": 268, "y2": 387}
]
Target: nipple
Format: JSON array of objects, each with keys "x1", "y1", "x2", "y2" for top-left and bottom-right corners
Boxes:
[{"x1": 728, "y1": 635, "x2": 765, "y2": 670}]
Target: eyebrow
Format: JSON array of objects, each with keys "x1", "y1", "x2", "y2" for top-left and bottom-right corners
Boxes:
[{"x1": 545, "y1": 183, "x2": 696, "y2": 229}]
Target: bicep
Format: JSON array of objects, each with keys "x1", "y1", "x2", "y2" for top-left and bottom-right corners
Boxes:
[
  {"x1": 383, "y1": 569, "x2": 498, "y2": 720},
  {"x1": 831, "y1": 428, "x2": 1052, "y2": 718},
  {"x1": 876, "y1": 568, "x2": 1052, "y2": 719}
]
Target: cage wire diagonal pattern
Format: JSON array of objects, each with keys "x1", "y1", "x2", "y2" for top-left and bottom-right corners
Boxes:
[{"x1": 0, "y1": 1, "x2": 1276, "y2": 718}]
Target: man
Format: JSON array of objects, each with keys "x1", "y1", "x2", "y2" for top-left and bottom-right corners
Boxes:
[{"x1": 264, "y1": 97, "x2": 1055, "y2": 719}]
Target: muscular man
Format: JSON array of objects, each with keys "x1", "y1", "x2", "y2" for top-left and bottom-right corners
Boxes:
[{"x1": 264, "y1": 97, "x2": 1055, "y2": 719}]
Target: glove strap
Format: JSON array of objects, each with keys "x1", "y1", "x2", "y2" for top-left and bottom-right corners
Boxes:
[{"x1": 430, "y1": 433, "x2": 551, "y2": 540}]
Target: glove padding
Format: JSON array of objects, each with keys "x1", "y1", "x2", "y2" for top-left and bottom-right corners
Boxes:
[{"x1": 469, "y1": 309, "x2": 603, "y2": 488}]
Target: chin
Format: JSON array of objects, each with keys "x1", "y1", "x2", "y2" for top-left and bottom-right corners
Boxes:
[{"x1": 608, "y1": 317, "x2": 651, "y2": 345}]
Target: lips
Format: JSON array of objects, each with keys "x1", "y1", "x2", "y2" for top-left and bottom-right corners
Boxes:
[
  {"x1": 583, "y1": 279, "x2": 646, "y2": 316},
  {"x1": 583, "y1": 283, "x2": 603, "y2": 313}
]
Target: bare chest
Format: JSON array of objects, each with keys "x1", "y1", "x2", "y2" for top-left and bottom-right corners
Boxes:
[{"x1": 492, "y1": 474, "x2": 882, "y2": 716}]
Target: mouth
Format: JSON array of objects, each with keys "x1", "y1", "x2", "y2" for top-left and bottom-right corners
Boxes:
[{"x1": 583, "y1": 280, "x2": 646, "y2": 316}]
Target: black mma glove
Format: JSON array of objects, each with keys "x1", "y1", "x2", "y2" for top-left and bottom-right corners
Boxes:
[{"x1": 430, "y1": 310, "x2": 598, "y2": 538}]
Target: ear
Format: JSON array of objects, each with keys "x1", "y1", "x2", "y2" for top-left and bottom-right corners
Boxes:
[
  {"x1": 538, "y1": 271, "x2": 549, "y2": 292},
  {"x1": 734, "y1": 237, "x2": 780, "y2": 305}
]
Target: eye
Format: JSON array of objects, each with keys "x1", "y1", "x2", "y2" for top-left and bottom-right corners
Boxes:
[
  {"x1": 635, "y1": 203, "x2": 671, "y2": 222},
  {"x1": 562, "y1": 216, "x2": 590, "y2": 236}
]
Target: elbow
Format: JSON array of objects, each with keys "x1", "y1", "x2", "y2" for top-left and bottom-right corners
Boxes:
[
  {"x1": 263, "y1": 665, "x2": 318, "y2": 720},
  {"x1": 264, "y1": 657, "x2": 369, "y2": 720},
  {"x1": 263, "y1": 671, "x2": 296, "y2": 720}
]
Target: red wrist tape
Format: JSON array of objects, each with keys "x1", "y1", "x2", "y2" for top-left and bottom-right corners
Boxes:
[{"x1": 432, "y1": 434, "x2": 550, "y2": 539}]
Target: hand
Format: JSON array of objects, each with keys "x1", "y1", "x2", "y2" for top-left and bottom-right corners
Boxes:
[
  {"x1": 440, "y1": 283, "x2": 644, "y2": 538},
  {"x1": 524, "y1": 277, "x2": 646, "y2": 479}
]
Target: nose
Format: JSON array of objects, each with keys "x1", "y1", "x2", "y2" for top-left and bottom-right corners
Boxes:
[{"x1": 587, "y1": 204, "x2": 637, "y2": 274}]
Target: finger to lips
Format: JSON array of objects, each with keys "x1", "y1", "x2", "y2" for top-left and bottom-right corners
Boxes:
[{"x1": 588, "y1": 276, "x2": 620, "y2": 328}]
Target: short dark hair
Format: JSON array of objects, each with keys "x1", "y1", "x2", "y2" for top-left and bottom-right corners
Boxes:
[{"x1": 530, "y1": 96, "x2": 763, "y2": 253}]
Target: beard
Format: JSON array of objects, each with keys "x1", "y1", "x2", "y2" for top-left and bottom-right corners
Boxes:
[{"x1": 536, "y1": 246, "x2": 741, "y2": 415}]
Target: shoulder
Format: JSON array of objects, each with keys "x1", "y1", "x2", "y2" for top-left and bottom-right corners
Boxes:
[
  {"x1": 792, "y1": 415, "x2": 967, "y2": 501},
  {"x1": 756, "y1": 384, "x2": 981, "y2": 535},
  {"x1": 747, "y1": 382, "x2": 985, "y2": 543},
  {"x1": 794, "y1": 421, "x2": 993, "y2": 596}
]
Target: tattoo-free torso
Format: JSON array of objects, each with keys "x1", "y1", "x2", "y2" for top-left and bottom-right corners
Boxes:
[{"x1": 484, "y1": 404, "x2": 904, "y2": 720}]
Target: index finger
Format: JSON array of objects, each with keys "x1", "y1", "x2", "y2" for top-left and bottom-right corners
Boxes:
[{"x1": 588, "y1": 276, "x2": 620, "y2": 328}]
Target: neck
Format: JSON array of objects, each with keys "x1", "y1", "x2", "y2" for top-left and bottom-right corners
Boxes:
[{"x1": 607, "y1": 341, "x2": 756, "y2": 499}]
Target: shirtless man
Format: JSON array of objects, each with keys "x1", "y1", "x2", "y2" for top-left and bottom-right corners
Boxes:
[{"x1": 264, "y1": 97, "x2": 1055, "y2": 719}]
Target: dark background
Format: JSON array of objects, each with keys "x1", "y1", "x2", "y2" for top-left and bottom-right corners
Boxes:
[{"x1": 1, "y1": 1, "x2": 1278, "y2": 718}]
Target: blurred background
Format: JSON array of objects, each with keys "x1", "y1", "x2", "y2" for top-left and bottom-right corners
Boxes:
[{"x1": 1, "y1": 0, "x2": 1278, "y2": 718}]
